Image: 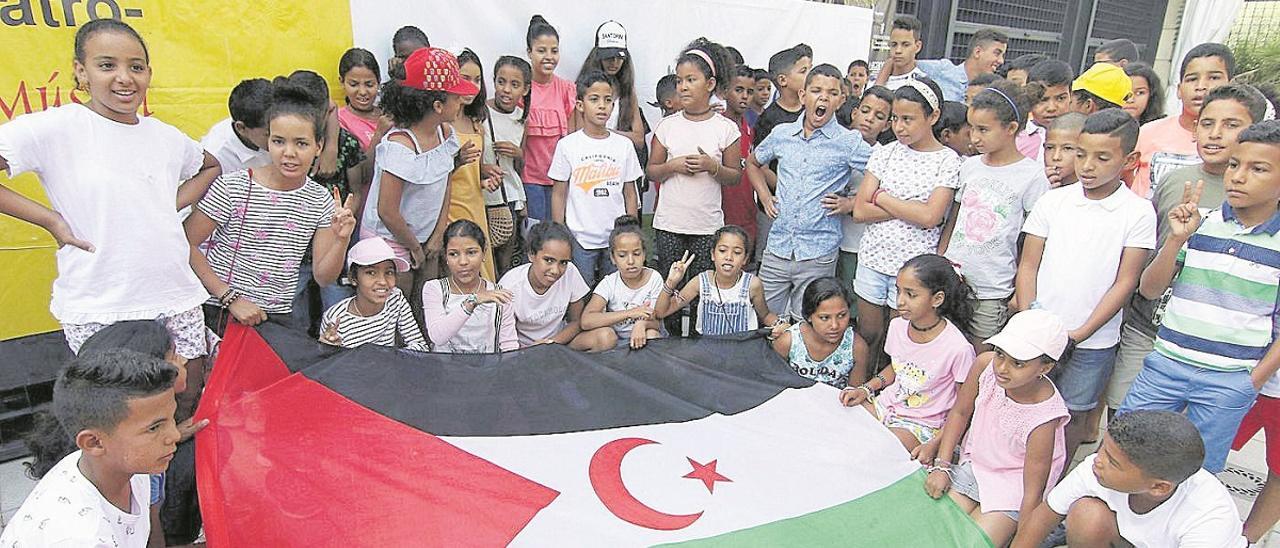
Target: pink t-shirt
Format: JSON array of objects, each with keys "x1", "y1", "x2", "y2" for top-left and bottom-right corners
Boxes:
[
  {"x1": 1015, "y1": 122, "x2": 1046, "y2": 163},
  {"x1": 337, "y1": 106, "x2": 378, "y2": 150},
  {"x1": 961, "y1": 365, "x2": 1069, "y2": 513},
  {"x1": 651, "y1": 112, "x2": 742, "y2": 235},
  {"x1": 522, "y1": 75, "x2": 576, "y2": 186},
  {"x1": 880, "y1": 317, "x2": 976, "y2": 428},
  {"x1": 1133, "y1": 115, "x2": 1197, "y2": 199}
]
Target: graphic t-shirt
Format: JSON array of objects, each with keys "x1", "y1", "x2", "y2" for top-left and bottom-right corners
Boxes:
[
  {"x1": 883, "y1": 67, "x2": 932, "y2": 91},
  {"x1": 0, "y1": 451, "x2": 151, "y2": 547},
  {"x1": 1134, "y1": 115, "x2": 1197, "y2": 199},
  {"x1": 197, "y1": 169, "x2": 334, "y2": 313},
  {"x1": 880, "y1": 317, "x2": 976, "y2": 428},
  {"x1": 548, "y1": 131, "x2": 644, "y2": 249},
  {"x1": 592, "y1": 268, "x2": 665, "y2": 338},
  {"x1": 944, "y1": 156, "x2": 1049, "y2": 299},
  {"x1": 499, "y1": 263, "x2": 592, "y2": 346}
]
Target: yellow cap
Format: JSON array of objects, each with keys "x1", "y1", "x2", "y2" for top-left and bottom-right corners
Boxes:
[{"x1": 1072, "y1": 63, "x2": 1133, "y2": 107}]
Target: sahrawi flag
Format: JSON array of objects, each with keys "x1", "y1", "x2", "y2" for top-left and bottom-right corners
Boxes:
[{"x1": 194, "y1": 323, "x2": 990, "y2": 546}]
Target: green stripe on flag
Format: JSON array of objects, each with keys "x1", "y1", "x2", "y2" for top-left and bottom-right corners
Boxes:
[{"x1": 657, "y1": 470, "x2": 993, "y2": 547}]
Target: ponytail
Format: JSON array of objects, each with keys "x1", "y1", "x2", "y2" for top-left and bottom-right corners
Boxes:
[{"x1": 526, "y1": 15, "x2": 559, "y2": 50}]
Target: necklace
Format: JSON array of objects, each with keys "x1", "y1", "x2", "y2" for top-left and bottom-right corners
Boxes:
[
  {"x1": 350, "y1": 298, "x2": 374, "y2": 317},
  {"x1": 450, "y1": 276, "x2": 482, "y2": 295},
  {"x1": 712, "y1": 272, "x2": 742, "y2": 307},
  {"x1": 910, "y1": 317, "x2": 944, "y2": 332}
]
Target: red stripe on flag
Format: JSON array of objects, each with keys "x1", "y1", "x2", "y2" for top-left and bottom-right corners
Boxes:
[
  {"x1": 195, "y1": 325, "x2": 559, "y2": 546},
  {"x1": 193, "y1": 323, "x2": 292, "y2": 425}
]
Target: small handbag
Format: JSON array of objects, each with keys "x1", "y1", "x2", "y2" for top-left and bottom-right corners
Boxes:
[{"x1": 484, "y1": 114, "x2": 516, "y2": 247}]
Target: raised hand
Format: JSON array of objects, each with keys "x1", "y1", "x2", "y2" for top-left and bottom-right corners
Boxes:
[
  {"x1": 665, "y1": 250, "x2": 696, "y2": 287},
  {"x1": 1167, "y1": 180, "x2": 1205, "y2": 242},
  {"x1": 330, "y1": 187, "x2": 358, "y2": 239}
]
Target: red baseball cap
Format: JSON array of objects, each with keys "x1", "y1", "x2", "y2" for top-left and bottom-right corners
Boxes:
[{"x1": 401, "y1": 47, "x2": 479, "y2": 96}]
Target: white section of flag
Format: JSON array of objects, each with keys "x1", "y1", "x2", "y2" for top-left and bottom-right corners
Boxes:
[{"x1": 442, "y1": 384, "x2": 921, "y2": 546}]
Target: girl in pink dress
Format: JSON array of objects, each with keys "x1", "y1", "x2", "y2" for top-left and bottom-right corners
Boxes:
[{"x1": 913, "y1": 309, "x2": 1071, "y2": 546}]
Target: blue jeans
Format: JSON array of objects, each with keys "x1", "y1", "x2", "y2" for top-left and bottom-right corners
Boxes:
[
  {"x1": 572, "y1": 243, "x2": 616, "y2": 289},
  {"x1": 1053, "y1": 345, "x2": 1118, "y2": 412},
  {"x1": 524, "y1": 183, "x2": 554, "y2": 221},
  {"x1": 1120, "y1": 351, "x2": 1257, "y2": 473}
]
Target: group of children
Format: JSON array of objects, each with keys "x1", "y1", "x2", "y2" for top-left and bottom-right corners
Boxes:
[{"x1": 3, "y1": 12, "x2": 1280, "y2": 548}]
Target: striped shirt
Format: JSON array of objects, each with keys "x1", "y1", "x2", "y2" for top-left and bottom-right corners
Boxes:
[
  {"x1": 319, "y1": 289, "x2": 428, "y2": 351},
  {"x1": 1155, "y1": 204, "x2": 1280, "y2": 372},
  {"x1": 198, "y1": 169, "x2": 333, "y2": 313}
]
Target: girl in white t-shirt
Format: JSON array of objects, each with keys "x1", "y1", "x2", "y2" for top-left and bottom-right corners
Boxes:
[
  {"x1": 646, "y1": 39, "x2": 743, "y2": 333},
  {"x1": 655, "y1": 225, "x2": 783, "y2": 336},
  {"x1": 485, "y1": 56, "x2": 531, "y2": 273},
  {"x1": 185, "y1": 83, "x2": 357, "y2": 326},
  {"x1": 940, "y1": 81, "x2": 1049, "y2": 345},
  {"x1": 422, "y1": 220, "x2": 518, "y2": 353},
  {"x1": 0, "y1": 20, "x2": 220, "y2": 363},
  {"x1": 853, "y1": 77, "x2": 962, "y2": 369},
  {"x1": 497, "y1": 222, "x2": 591, "y2": 347},
  {"x1": 576, "y1": 216, "x2": 665, "y2": 351}
]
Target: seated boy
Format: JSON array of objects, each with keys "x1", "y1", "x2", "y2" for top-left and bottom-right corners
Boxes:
[
  {"x1": 1070, "y1": 62, "x2": 1132, "y2": 115},
  {"x1": 915, "y1": 27, "x2": 1008, "y2": 102},
  {"x1": 201, "y1": 77, "x2": 273, "y2": 174},
  {"x1": 747, "y1": 64, "x2": 872, "y2": 320},
  {"x1": 1043, "y1": 112, "x2": 1086, "y2": 187},
  {"x1": 1108, "y1": 82, "x2": 1271, "y2": 432},
  {"x1": 1122, "y1": 120, "x2": 1280, "y2": 474},
  {"x1": 1015, "y1": 109, "x2": 1156, "y2": 465},
  {"x1": 1133, "y1": 42, "x2": 1235, "y2": 198},
  {"x1": 1011, "y1": 410, "x2": 1247, "y2": 548},
  {"x1": 1018, "y1": 60, "x2": 1074, "y2": 162},
  {"x1": 1093, "y1": 38, "x2": 1140, "y2": 67},
  {"x1": 0, "y1": 349, "x2": 181, "y2": 547},
  {"x1": 551, "y1": 70, "x2": 642, "y2": 288}
]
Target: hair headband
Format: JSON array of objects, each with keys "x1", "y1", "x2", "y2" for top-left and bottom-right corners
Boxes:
[
  {"x1": 983, "y1": 87, "x2": 1020, "y2": 123},
  {"x1": 685, "y1": 49, "x2": 716, "y2": 78},
  {"x1": 901, "y1": 78, "x2": 938, "y2": 111},
  {"x1": 1266, "y1": 100, "x2": 1277, "y2": 122}
]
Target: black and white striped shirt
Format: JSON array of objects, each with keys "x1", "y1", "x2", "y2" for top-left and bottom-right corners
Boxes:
[
  {"x1": 319, "y1": 289, "x2": 428, "y2": 351},
  {"x1": 198, "y1": 169, "x2": 333, "y2": 313}
]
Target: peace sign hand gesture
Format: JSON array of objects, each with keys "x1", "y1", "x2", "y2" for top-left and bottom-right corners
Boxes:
[
  {"x1": 330, "y1": 187, "x2": 358, "y2": 239},
  {"x1": 320, "y1": 317, "x2": 342, "y2": 346},
  {"x1": 1167, "y1": 180, "x2": 1205, "y2": 243},
  {"x1": 665, "y1": 251, "x2": 696, "y2": 287}
]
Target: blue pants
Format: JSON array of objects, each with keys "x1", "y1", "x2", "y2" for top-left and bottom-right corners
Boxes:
[
  {"x1": 524, "y1": 184, "x2": 554, "y2": 221},
  {"x1": 1120, "y1": 351, "x2": 1257, "y2": 473},
  {"x1": 572, "y1": 242, "x2": 616, "y2": 290}
]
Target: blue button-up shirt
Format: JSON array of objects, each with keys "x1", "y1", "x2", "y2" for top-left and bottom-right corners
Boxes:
[
  {"x1": 755, "y1": 117, "x2": 873, "y2": 261},
  {"x1": 917, "y1": 59, "x2": 968, "y2": 103}
]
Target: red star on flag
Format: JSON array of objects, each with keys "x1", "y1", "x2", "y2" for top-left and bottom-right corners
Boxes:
[{"x1": 683, "y1": 458, "x2": 731, "y2": 493}]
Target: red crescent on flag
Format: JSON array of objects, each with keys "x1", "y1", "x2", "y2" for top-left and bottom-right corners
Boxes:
[{"x1": 588, "y1": 437, "x2": 703, "y2": 531}]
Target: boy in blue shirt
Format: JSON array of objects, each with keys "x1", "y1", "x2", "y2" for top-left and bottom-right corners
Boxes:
[{"x1": 746, "y1": 64, "x2": 872, "y2": 320}]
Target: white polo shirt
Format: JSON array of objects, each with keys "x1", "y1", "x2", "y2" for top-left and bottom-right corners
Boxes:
[{"x1": 1022, "y1": 183, "x2": 1156, "y2": 349}]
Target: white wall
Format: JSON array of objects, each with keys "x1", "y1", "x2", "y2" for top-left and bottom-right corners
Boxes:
[{"x1": 350, "y1": 0, "x2": 873, "y2": 129}]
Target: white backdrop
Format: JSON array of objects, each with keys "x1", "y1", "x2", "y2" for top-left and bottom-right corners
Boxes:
[{"x1": 349, "y1": 0, "x2": 873, "y2": 130}]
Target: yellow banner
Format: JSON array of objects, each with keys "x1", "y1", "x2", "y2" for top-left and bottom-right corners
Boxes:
[{"x1": 0, "y1": 0, "x2": 354, "y2": 339}]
